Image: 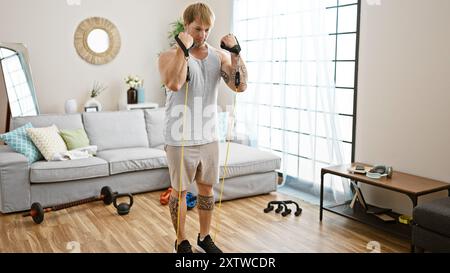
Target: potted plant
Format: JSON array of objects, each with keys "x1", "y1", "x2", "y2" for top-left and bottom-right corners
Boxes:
[
  {"x1": 160, "y1": 18, "x2": 185, "y2": 94},
  {"x1": 84, "y1": 81, "x2": 107, "y2": 111},
  {"x1": 125, "y1": 75, "x2": 142, "y2": 104},
  {"x1": 168, "y1": 18, "x2": 184, "y2": 47}
]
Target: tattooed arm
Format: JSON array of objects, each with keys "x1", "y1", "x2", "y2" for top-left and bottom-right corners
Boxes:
[{"x1": 218, "y1": 50, "x2": 248, "y2": 93}]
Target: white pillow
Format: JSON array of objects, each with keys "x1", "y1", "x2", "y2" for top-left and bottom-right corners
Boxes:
[{"x1": 27, "y1": 125, "x2": 68, "y2": 161}]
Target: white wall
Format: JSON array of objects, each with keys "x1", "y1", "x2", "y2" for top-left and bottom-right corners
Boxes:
[
  {"x1": 201, "y1": 0, "x2": 235, "y2": 111},
  {"x1": 0, "y1": 0, "x2": 233, "y2": 114},
  {"x1": 357, "y1": 0, "x2": 450, "y2": 215}
]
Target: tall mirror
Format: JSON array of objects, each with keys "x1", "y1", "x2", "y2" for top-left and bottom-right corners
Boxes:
[{"x1": 0, "y1": 43, "x2": 39, "y2": 133}]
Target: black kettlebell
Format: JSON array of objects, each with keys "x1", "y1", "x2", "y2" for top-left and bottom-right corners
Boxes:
[{"x1": 113, "y1": 193, "x2": 133, "y2": 215}]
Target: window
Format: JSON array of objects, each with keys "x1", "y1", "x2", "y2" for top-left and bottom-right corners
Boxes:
[{"x1": 233, "y1": 0, "x2": 360, "y2": 195}]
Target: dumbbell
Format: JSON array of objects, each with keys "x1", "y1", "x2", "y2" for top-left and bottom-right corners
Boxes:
[{"x1": 23, "y1": 186, "x2": 115, "y2": 224}]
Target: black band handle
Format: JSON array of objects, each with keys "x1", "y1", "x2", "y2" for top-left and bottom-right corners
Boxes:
[
  {"x1": 221, "y1": 36, "x2": 241, "y2": 88},
  {"x1": 235, "y1": 71, "x2": 240, "y2": 89},
  {"x1": 175, "y1": 34, "x2": 192, "y2": 82},
  {"x1": 221, "y1": 37, "x2": 241, "y2": 55},
  {"x1": 175, "y1": 34, "x2": 193, "y2": 58}
]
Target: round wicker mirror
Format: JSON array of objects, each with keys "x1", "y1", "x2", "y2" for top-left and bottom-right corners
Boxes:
[{"x1": 74, "y1": 17, "x2": 121, "y2": 65}]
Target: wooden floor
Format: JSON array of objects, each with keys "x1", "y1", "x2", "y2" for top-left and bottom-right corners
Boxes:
[{"x1": 0, "y1": 191, "x2": 410, "y2": 253}]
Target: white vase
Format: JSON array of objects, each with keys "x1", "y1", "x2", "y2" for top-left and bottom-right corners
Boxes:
[
  {"x1": 65, "y1": 99, "x2": 78, "y2": 114},
  {"x1": 84, "y1": 97, "x2": 102, "y2": 111}
]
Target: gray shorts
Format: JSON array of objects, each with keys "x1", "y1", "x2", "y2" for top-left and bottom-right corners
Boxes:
[{"x1": 165, "y1": 141, "x2": 219, "y2": 192}]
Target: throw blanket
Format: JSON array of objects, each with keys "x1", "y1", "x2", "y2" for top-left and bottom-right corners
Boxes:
[{"x1": 52, "y1": 145, "x2": 98, "y2": 161}]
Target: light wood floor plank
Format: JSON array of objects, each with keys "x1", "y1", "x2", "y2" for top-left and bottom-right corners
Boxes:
[{"x1": 0, "y1": 191, "x2": 409, "y2": 253}]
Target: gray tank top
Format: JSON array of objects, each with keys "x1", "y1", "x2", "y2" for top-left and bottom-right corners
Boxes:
[{"x1": 164, "y1": 45, "x2": 221, "y2": 146}]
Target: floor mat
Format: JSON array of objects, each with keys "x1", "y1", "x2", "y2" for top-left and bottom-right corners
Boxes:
[{"x1": 277, "y1": 179, "x2": 335, "y2": 207}]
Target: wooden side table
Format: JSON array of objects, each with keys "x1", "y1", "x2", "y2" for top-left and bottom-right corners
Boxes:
[{"x1": 320, "y1": 163, "x2": 450, "y2": 241}]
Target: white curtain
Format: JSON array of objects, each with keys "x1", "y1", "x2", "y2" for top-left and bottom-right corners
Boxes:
[{"x1": 232, "y1": 0, "x2": 355, "y2": 203}]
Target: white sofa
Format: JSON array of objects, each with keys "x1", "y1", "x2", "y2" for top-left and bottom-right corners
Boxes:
[{"x1": 0, "y1": 109, "x2": 281, "y2": 213}]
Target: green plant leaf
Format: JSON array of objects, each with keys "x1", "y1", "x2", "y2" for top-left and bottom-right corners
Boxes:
[{"x1": 168, "y1": 18, "x2": 184, "y2": 46}]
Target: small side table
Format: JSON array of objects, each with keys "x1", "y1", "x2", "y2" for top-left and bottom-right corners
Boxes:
[
  {"x1": 320, "y1": 163, "x2": 450, "y2": 250},
  {"x1": 124, "y1": 102, "x2": 159, "y2": 111}
]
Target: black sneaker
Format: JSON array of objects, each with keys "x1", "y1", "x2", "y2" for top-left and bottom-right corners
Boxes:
[
  {"x1": 174, "y1": 240, "x2": 193, "y2": 253},
  {"x1": 196, "y1": 234, "x2": 223, "y2": 253}
]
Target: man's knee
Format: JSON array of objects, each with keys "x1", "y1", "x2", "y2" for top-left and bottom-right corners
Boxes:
[
  {"x1": 171, "y1": 189, "x2": 187, "y2": 198},
  {"x1": 196, "y1": 181, "x2": 214, "y2": 195}
]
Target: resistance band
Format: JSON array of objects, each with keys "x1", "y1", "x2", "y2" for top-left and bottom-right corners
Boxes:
[
  {"x1": 174, "y1": 35, "x2": 191, "y2": 252},
  {"x1": 214, "y1": 40, "x2": 241, "y2": 241}
]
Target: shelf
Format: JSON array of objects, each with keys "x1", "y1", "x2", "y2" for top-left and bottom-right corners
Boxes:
[
  {"x1": 324, "y1": 201, "x2": 411, "y2": 239},
  {"x1": 124, "y1": 102, "x2": 159, "y2": 110}
]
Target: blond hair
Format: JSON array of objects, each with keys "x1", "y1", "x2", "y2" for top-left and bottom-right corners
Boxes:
[{"x1": 183, "y1": 2, "x2": 215, "y2": 27}]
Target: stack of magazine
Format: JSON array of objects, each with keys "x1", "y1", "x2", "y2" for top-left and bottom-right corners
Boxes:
[
  {"x1": 349, "y1": 180, "x2": 395, "y2": 222},
  {"x1": 347, "y1": 165, "x2": 371, "y2": 174}
]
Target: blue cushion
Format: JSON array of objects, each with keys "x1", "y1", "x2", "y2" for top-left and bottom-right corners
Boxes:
[{"x1": 0, "y1": 123, "x2": 43, "y2": 163}]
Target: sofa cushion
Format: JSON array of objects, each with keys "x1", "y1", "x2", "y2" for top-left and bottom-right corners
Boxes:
[
  {"x1": 154, "y1": 144, "x2": 165, "y2": 150},
  {"x1": 12, "y1": 114, "x2": 83, "y2": 131},
  {"x1": 0, "y1": 123, "x2": 43, "y2": 163},
  {"x1": 27, "y1": 125, "x2": 68, "y2": 161},
  {"x1": 219, "y1": 143, "x2": 281, "y2": 179},
  {"x1": 413, "y1": 197, "x2": 450, "y2": 237},
  {"x1": 59, "y1": 128, "x2": 90, "y2": 150},
  {"x1": 97, "y1": 147, "x2": 167, "y2": 175},
  {"x1": 83, "y1": 110, "x2": 149, "y2": 151},
  {"x1": 30, "y1": 157, "x2": 109, "y2": 183},
  {"x1": 144, "y1": 108, "x2": 165, "y2": 148}
]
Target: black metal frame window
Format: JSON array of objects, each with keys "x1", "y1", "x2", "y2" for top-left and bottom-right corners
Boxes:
[
  {"x1": 233, "y1": 0, "x2": 360, "y2": 186},
  {"x1": 327, "y1": 0, "x2": 360, "y2": 163}
]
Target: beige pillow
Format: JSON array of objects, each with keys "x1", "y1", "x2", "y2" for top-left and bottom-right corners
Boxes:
[{"x1": 27, "y1": 125, "x2": 68, "y2": 161}]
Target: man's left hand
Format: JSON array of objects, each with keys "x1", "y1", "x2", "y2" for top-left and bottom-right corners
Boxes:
[{"x1": 220, "y1": 34, "x2": 238, "y2": 48}]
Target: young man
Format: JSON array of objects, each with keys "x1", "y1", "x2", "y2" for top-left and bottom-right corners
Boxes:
[{"x1": 158, "y1": 2, "x2": 247, "y2": 253}]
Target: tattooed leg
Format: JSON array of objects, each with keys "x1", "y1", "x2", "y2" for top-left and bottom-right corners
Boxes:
[
  {"x1": 197, "y1": 187, "x2": 215, "y2": 238},
  {"x1": 198, "y1": 194, "x2": 215, "y2": 211},
  {"x1": 169, "y1": 191, "x2": 187, "y2": 242}
]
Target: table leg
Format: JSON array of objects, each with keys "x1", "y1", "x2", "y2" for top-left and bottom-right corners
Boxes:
[
  {"x1": 410, "y1": 195, "x2": 418, "y2": 208},
  {"x1": 320, "y1": 171, "x2": 325, "y2": 221},
  {"x1": 408, "y1": 194, "x2": 418, "y2": 250},
  {"x1": 448, "y1": 189, "x2": 450, "y2": 197}
]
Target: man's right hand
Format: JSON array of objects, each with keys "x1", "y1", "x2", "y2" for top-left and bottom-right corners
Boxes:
[{"x1": 177, "y1": 32, "x2": 194, "y2": 50}]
